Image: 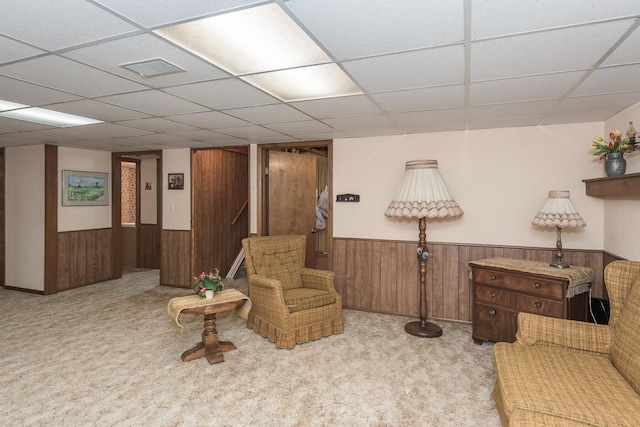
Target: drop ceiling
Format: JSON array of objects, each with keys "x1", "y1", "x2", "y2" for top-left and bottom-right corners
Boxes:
[{"x1": 0, "y1": 0, "x2": 639, "y2": 152}]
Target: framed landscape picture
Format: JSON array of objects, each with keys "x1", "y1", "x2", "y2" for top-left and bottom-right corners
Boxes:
[{"x1": 62, "y1": 170, "x2": 109, "y2": 206}]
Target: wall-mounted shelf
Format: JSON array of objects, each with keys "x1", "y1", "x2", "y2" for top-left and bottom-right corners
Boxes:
[{"x1": 583, "y1": 172, "x2": 640, "y2": 198}]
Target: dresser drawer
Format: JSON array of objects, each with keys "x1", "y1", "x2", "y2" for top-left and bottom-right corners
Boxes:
[
  {"x1": 475, "y1": 285, "x2": 510, "y2": 306},
  {"x1": 473, "y1": 303, "x2": 518, "y2": 343},
  {"x1": 473, "y1": 268, "x2": 564, "y2": 300},
  {"x1": 512, "y1": 293, "x2": 563, "y2": 317}
]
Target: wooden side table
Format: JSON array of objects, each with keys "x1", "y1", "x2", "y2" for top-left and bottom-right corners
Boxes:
[
  {"x1": 469, "y1": 257, "x2": 593, "y2": 344},
  {"x1": 168, "y1": 290, "x2": 249, "y2": 364}
]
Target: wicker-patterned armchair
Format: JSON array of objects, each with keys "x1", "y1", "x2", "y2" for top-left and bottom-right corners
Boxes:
[
  {"x1": 241, "y1": 235, "x2": 344, "y2": 349},
  {"x1": 492, "y1": 260, "x2": 640, "y2": 426}
]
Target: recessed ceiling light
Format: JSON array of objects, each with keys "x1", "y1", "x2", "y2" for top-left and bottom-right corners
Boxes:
[
  {"x1": 120, "y1": 58, "x2": 186, "y2": 78},
  {"x1": 0, "y1": 100, "x2": 103, "y2": 127},
  {"x1": 154, "y1": 3, "x2": 362, "y2": 101}
]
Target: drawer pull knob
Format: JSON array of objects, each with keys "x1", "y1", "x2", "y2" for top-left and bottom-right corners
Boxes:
[
  {"x1": 534, "y1": 302, "x2": 541, "y2": 308},
  {"x1": 489, "y1": 275, "x2": 496, "y2": 280},
  {"x1": 533, "y1": 283, "x2": 541, "y2": 289},
  {"x1": 489, "y1": 292, "x2": 496, "y2": 298},
  {"x1": 489, "y1": 309, "x2": 496, "y2": 316}
]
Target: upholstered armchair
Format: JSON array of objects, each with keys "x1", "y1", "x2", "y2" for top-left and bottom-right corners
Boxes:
[
  {"x1": 492, "y1": 260, "x2": 640, "y2": 426},
  {"x1": 241, "y1": 235, "x2": 344, "y2": 349}
]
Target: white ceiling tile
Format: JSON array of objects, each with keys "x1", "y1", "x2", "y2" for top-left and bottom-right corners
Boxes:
[
  {"x1": 94, "y1": 0, "x2": 262, "y2": 28},
  {"x1": 400, "y1": 123, "x2": 467, "y2": 134},
  {"x1": 225, "y1": 104, "x2": 310, "y2": 124},
  {"x1": 373, "y1": 85, "x2": 466, "y2": 112},
  {"x1": 62, "y1": 34, "x2": 229, "y2": 87},
  {"x1": 291, "y1": 95, "x2": 381, "y2": 119},
  {"x1": 0, "y1": 36, "x2": 45, "y2": 64},
  {"x1": 470, "y1": 72, "x2": 585, "y2": 105},
  {"x1": 0, "y1": 0, "x2": 137, "y2": 50},
  {"x1": 572, "y1": 64, "x2": 640, "y2": 96},
  {"x1": 344, "y1": 46, "x2": 465, "y2": 92},
  {"x1": 471, "y1": 0, "x2": 640, "y2": 40},
  {"x1": 0, "y1": 56, "x2": 147, "y2": 98},
  {"x1": 169, "y1": 111, "x2": 249, "y2": 129},
  {"x1": 0, "y1": 76, "x2": 81, "y2": 106},
  {"x1": 99, "y1": 90, "x2": 207, "y2": 116},
  {"x1": 389, "y1": 109, "x2": 466, "y2": 126},
  {"x1": 323, "y1": 115, "x2": 397, "y2": 131},
  {"x1": 170, "y1": 129, "x2": 240, "y2": 143},
  {"x1": 0, "y1": 116, "x2": 54, "y2": 132},
  {"x1": 602, "y1": 26, "x2": 640, "y2": 66},
  {"x1": 540, "y1": 111, "x2": 618, "y2": 125},
  {"x1": 265, "y1": 120, "x2": 333, "y2": 134},
  {"x1": 216, "y1": 125, "x2": 285, "y2": 141},
  {"x1": 117, "y1": 118, "x2": 198, "y2": 133},
  {"x1": 467, "y1": 117, "x2": 543, "y2": 130},
  {"x1": 552, "y1": 92, "x2": 640, "y2": 115},
  {"x1": 340, "y1": 127, "x2": 406, "y2": 138},
  {"x1": 471, "y1": 21, "x2": 632, "y2": 80},
  {"x1": 73, "y1": 122, "x2": 155, "y2": 139},
  {"x1": 468, "y1": 100, "x2": 557, "y2": 121},
  {"x1": 46, "y1": 100, "x2": 151, "y2": 122},
  {"x1": 164, "y1": 79, "x2": 278, "y2": 110},
  {"x1": 286, "y1": 0, "x2": 464, "y2": 60}
]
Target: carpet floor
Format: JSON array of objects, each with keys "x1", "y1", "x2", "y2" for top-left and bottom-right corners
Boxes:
[{"x1": 0, "y1": 270, "x2": 500, "y2": 427}]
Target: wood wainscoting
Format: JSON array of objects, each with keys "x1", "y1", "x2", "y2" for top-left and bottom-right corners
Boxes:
[
  {"x1": 160, "y1": 229, "x2": 191, "y2": 287},
  {"x1": 138, "y1": 223, "x2": 160, "y2": 269},
  {"x1": 57, "y1": 228, "x2": 112, "y2": 292},
  {"x1": 333, "y1": 238, "x2": 612, "y2": 323}
]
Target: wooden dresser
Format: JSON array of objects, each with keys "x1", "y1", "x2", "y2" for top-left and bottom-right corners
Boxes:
[{"x1": 469, "y1": 257, "x2": 593, "y2": 344}]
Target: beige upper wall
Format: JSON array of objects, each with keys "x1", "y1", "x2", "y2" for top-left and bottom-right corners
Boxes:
[
  {"x1": 333, "y1": 122, "x2": 606, "y2": 253},
  {"x1": 58, "y1": 147, "x2": 111, "y2": 232},
  {"x1": 5, "y1": 145, "x2": 45, "y2": 291},
  {"x1": 162, "y1": 148, "x2": 191, "y2": 230},
  {"x1": 603, "y1": 101, "x2": 640, "y2": 260}
]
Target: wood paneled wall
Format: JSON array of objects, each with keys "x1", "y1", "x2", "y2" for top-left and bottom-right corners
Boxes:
[
  {"x1": 57, "y1": 229, "x2": 112, "y2": 292},
  {"x1": 333, "y1": 238, "x2": 612, "y2": 322},
  {"x1": 138, "y1": 223, "x2": 160, "y2": 269},
  {"x1": 160, "y1": 230, "x2": 191, "y2": 287}
]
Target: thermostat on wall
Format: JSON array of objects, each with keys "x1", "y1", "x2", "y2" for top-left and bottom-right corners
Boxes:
[{"x1": 336, "y1": 194, "x2": 360, "y2": 202}]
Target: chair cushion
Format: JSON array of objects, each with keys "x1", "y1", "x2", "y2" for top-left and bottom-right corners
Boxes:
[
  {"x1": 250, "y1": 237, "x2": 305, "y2": 290},
  {"x1": 492, "y1": 342, "x2": 640, "y2": 426},
  {"x1": 283, "y1": 288, "x2": 336, "y2": 313},
  {"x1": 611, "y1": 275, "x2": 640, "y2": 394}
]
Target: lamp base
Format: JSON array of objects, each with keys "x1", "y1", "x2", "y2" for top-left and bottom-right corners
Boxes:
[
  {"x1": 550, "y1": 259, "x2": 570, "y2": 269},
  {"x1": 404, "y1": 320, "x2": 443, "y2": 338}
]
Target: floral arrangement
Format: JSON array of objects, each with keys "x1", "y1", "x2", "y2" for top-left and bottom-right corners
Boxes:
[
  {"x1": 192, "y1": 268, "x2": 223, "y2": 298},
  {"x1": 591, "y1": 130, "x2": 630, "y2": 159}
]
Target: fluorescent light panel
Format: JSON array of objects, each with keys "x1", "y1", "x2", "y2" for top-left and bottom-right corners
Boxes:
[
  {"x1": 242, "y1": 63, "x2": 363, "y2": 102},
  {"x1": 155, "y1": 3, "x2": 362, "y2": 101},
  {"x1": 0, "y1": 99, "x2": 103, "y2": 127}
]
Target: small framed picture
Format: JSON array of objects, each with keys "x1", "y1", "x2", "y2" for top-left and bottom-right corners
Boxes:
[{"x1": 168, "y1": 173, "x2": 184, "y2": 190}]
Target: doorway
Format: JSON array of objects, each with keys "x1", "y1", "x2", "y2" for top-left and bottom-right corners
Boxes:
[
  {"x1": 111, "y1": 151, "x2": 162, "y2": 279},
  {"x1": 257, "y1": 140, "x2": 332, "y2": 270}
]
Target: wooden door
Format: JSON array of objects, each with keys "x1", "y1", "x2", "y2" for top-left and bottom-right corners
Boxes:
[
  {"x1": 192, "y1": 148, "x2": 249, "y2": 276},
  {"x1": 267, "y1": 150, "x2": 317, "y2": 267}
]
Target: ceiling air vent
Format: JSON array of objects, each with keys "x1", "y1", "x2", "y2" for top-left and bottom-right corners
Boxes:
[{"x1": 120, "y1": 58, "x2": 185, "y2": 78}]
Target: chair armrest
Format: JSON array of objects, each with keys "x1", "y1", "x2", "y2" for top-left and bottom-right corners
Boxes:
[
  {"x1": 300, "y1": 268, "x2": 337, "y2": 293},
  {"x1": 516, "y1": 312, "x2": 612, "y2": 355},
  {"x1": 249, "y1": 274, "x2": 282, "y2": 290}
]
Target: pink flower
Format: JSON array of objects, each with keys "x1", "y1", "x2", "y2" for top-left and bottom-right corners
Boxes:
[{"x1": 199, "y1": 272, "x2": 205, "y2": 279}]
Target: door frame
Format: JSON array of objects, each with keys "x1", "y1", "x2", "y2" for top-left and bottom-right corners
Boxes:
[
  {"x1": 111, "y1": 150, "x2": 162, "y2": 279},
  {"x1": 256, "y1": 140, "x2": 333, "y2": 270}
]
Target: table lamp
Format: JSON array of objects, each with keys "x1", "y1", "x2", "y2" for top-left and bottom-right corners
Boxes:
[
  {"x1": 385, "y1": 160, "x2": 463, "y2": 337},
  {"x1": 532, "y1": 191, "x2": 586, "y2": 269}
]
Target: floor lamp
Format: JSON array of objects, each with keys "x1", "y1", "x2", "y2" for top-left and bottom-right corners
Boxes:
[
  {"x1": 532, "y1": 191, "x2": 586, "y2": 269},
  {"x1": 385, "y1": 160, "x2": 463, "y2": 338}
]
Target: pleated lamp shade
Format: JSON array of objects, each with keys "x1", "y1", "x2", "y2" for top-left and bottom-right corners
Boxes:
[
  {"x1": 385, "y1": 160, "x2": 463, "y2": 219},
  {"x1": 531, "y1": 191, "x2": 586, "y2": 229}
]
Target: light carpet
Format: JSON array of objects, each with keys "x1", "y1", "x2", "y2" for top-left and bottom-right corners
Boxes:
[{"x1": 0, "y1": 270, "x2": 500, "y2": 427}]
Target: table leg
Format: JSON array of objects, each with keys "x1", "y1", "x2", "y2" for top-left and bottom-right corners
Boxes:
[{"x1": 181, "y1": 313, "x2": 237, "y2": 364}]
